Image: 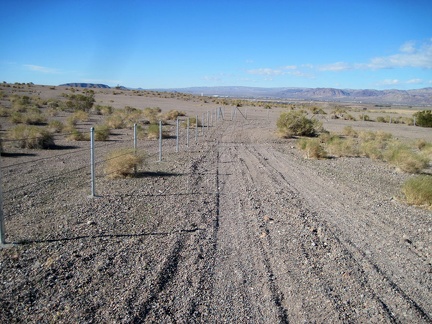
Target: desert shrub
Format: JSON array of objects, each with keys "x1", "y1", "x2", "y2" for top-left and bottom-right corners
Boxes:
[
  {"x1": 94, "y1": 124, "x2": 110, "y2": 141},
  {"x1": 93, "y1": 105, "x2": 113, "y2": 115},
  {"x1": 7, "y1": 125, "x2": 55, "y2": 149},
  {"x1": 48, "y1": 120, "x2": 64, "y2": 133},
  {"x1": 67, "y1": 128, "x2": 89, "y2": 141},
  {"x1": 413, "y1": 110, "x2": 432, "y2": 127},
  {"x1": 384, "y1": 143, "x2": 429, "y2": 173},
  {"x1": 64, "y1": 92, "x2": 95, "y2": 112},
  {"x1": 21, "y1": 109, "x2": 47, "y2": 125},
  {"x1": 146, "y1": 124, "x2": 169, "y2": 140},
  {"x1": 359, "y1": 140, "x2": 387, "y2": 160},
  {"x1": 326, "y1": 137, "x2": 359, "y2": 157},
  {"x1": 181, "y1": 116, "x2": 201, "y2": 128},
  {"x1": 400, "y1": 117, "x2": 414, "y2": 125},
  {"x1": 402, "y1": 175, "x2": 432, "y2": 208},
  {"x1": 375, "y1": 131, "x2": 393, "y2": 142},
  {"x1": 105, "y1": 114, "x2": 125, "y2": 129},
  {"x1": 9, "y1": 111, "x2": 24, "y2": 124},
  {"x1": 0, "y1": 107, "x2": 10, "y2": 117},
  {"x1": 72, "y1": 110, "x2": 89, "y2": 122},
  {"x1": 297, "y1": 138, "x2": 327, "y2": 159},
  {"x1": 104, "y1": 149, "x2": 144, "y2": 179},
  {"x1": 143, "y1": 107, "x2": 161, "y2": 124},
  {"x1": 163, "y1": 109, "x2": 186, "y2": 121},
  {"x1": 10, "y1": 95, "x2": 31, "y2": 111},
  {"x1": 376, "y1": 116, "x2": 386, "y2": 123},
  {"x1": 342, "y1": 126, "x2": 357, "y2": 137},
  {"x1": 277, "y1": 111, "x2": 322, "y2": 138}
]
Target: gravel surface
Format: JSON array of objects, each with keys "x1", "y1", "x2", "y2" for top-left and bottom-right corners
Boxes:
[{"x1": 0, "y1": 88, "x2": 431, "y2": 323}]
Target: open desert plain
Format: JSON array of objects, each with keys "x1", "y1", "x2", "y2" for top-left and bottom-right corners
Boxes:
[{"x1": 0, "y1": 83, "x2": 431, "y2": 323}]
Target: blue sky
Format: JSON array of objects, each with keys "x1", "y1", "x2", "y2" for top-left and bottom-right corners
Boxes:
[{"x1": 1, "y1": 0, "x2": 432, "y2": 90}]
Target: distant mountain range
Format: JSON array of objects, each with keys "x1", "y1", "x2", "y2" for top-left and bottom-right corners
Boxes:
[
  {"x1": 167, "y1": 86, "x2": 432, "y2": 106},
  {"x1": 59, "y1": 83, "x2": 432, "y2": 106}
]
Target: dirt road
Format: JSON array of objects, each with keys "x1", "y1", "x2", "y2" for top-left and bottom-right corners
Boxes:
[{"x1": 1, "y1": 117, "x2": 431, "y2": 323}]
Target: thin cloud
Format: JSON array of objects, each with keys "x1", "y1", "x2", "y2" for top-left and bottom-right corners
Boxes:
[
  {"x1": 318, "y1": 39, "x2": 432, "y2": 71},
  {"x1": 406, "y1": 78, "x2": 423, "y2": 84},
  {"x1": 318, "y1": 62, "x2": 351, "y2": 71},
  {"x1": 246, "y1": 65, "x2": 312, "y2": 77},
  {"x1": 24, "y1": 64, "x2": 59, "y2": 74}
]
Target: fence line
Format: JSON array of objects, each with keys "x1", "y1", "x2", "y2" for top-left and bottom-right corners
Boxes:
[{"x1": 0, "y1": 109, "x2": 270, "y2": 244}]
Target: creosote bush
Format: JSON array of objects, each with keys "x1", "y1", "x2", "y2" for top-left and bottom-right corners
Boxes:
[
  {"x1": 7, "y1": 125, "x2": 55, "y2": 149},
  {"x1": 402, "y1": 175, "x2": 432, "y2": 208},
  {"x1": 277, "y1": 111, "x2": 323, "y2": 138},
  {"x1": 104, "y1": 149, "x2": 145, "y2": 179}
]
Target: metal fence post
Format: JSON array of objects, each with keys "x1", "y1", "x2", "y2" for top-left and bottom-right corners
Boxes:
[
  {"x1": 0, "y1": 155, "x2": 5, "y2": 245},
  {"x1": 176, "y1": 117, "x2": 180, "y2": 153},
  {"x1": 90, "y1": 127, "x2": 96, "y2": 197},
  {"x1": 158, "y1": 120, "x2": 162, "y2": 162},
  {"x1": 186, "y1": 117, "x2": 190, "y2": 147},
  {"x1": 133, "y1": 123, "x2": 137, "y2": 174},
  {"x1": 195, "y1": 115, "x2": 198, "y2": 142}
]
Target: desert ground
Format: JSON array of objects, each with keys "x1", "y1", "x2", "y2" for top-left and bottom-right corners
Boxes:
[{"x1": 0, "y1": 84, "x2": 431, "y2": 323}]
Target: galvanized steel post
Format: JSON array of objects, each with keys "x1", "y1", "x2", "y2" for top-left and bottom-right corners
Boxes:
[
  {"x1": 90, "y1": 127, "x2": 96, "y2": 197},
  {"x1": 0, "y1": 155, "x2": 5, "y2": 245},
  {"x1": 158, "y1": 120, "x2": 162, "y2": 162}
]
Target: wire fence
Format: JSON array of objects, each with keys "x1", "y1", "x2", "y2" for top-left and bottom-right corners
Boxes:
[{"x1": 0, "y1": 106, "x2": 276, "y2": 244}]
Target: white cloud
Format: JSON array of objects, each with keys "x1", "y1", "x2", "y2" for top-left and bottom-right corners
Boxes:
[
  {"x1": 318, "y1": 62, "x2": 351, "y2": 71},
  {"x1": 246, "y1": 65, "x2": 313, "y2": 78},
  {"x1": 381, "y1": 79, "x2": 400, "y2": 85},
  {"x1": 247, "y1": 68, "x2": 285, "y2": 76},
  {"x1": 400, "y1": 41, "x2": 416, "y2": 54},
  {"x1": 406, "y1": 78, "x2": 423, "y2": 84},
  {"x1": 314, "y1": 39, "x2": 432, "y2": 72},
  {"x1": 24, "y1": 64, "x2": 59, "y2": 74},
  {"x1": 363, "y1": 39, "x2": 432, "y2": 69}
]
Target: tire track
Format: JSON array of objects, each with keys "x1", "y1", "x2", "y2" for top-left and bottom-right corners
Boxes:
[{"x1": 244, "y1": 143, "x2": 431, "y2": 322}]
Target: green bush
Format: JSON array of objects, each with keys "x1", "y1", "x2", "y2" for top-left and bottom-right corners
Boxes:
[
  {"x1": 413, "y1": 110, "x2": 432, "y2": 127},
  {"x1": 277, "y1": 111, "x2": 322, "y2": 138},
  {"x1": 7, "y1": 125, "x2": 55, "y2": 149},
  {"x1": 402, "y1": 175, "x2": 432, "y2": 208},
  {"x1": 64, "y1": 92, "x2": 95, "y2": 112}
]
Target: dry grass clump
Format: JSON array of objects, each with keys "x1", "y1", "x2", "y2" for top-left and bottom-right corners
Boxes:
[
  {"x1": 163, "y1": 109, "x2": 186, "y2": 121},
  {"x1": 402, "y1": 175, "x2": 432, "y2": 209},
  {"x1": 383, "y1": 143, "x2": 429, "y2": 173},
  {"x1": 143, "y1": 107, "x2": 161, "y2": 124},
  {"x1": 326, "y1": 136, "x2": 359, "y2": 157},
  {"x1": 104, "y1": 149, "x2": 145, "y2": 179},
  {"x1": 94, "y1": 124, "x2": 111, "y2": 141},
  {"x1": 298, "y1": 138, "x2": 327, "y2": 159},
  {"x1": 105, "y1": 107, "x2": 142, "y2": 129},
  {"x1": 342, "y1": 126, "x2": 358, "y2": 137},
  {"x1": 7, "y1": 125, "x2": 55, "y2": 149},
  {"x1": 48, "y1": 120, "x2": 64, "y2": 133},
  {"x1": 67, "y1": 128, "x2": 89, "y2": 141},
  {"x1": 145, "y1": 124, "x2": 170, "y2": 140}
]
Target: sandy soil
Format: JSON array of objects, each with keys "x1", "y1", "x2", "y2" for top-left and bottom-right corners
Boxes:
[{"x1": 0, "y1": 85, "x2": 431, "y2": 323}]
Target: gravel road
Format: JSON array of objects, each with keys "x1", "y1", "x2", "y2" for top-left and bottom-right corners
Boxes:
[{"x1": 1, "y1": 112, "x2": 431, "y2": 323}]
